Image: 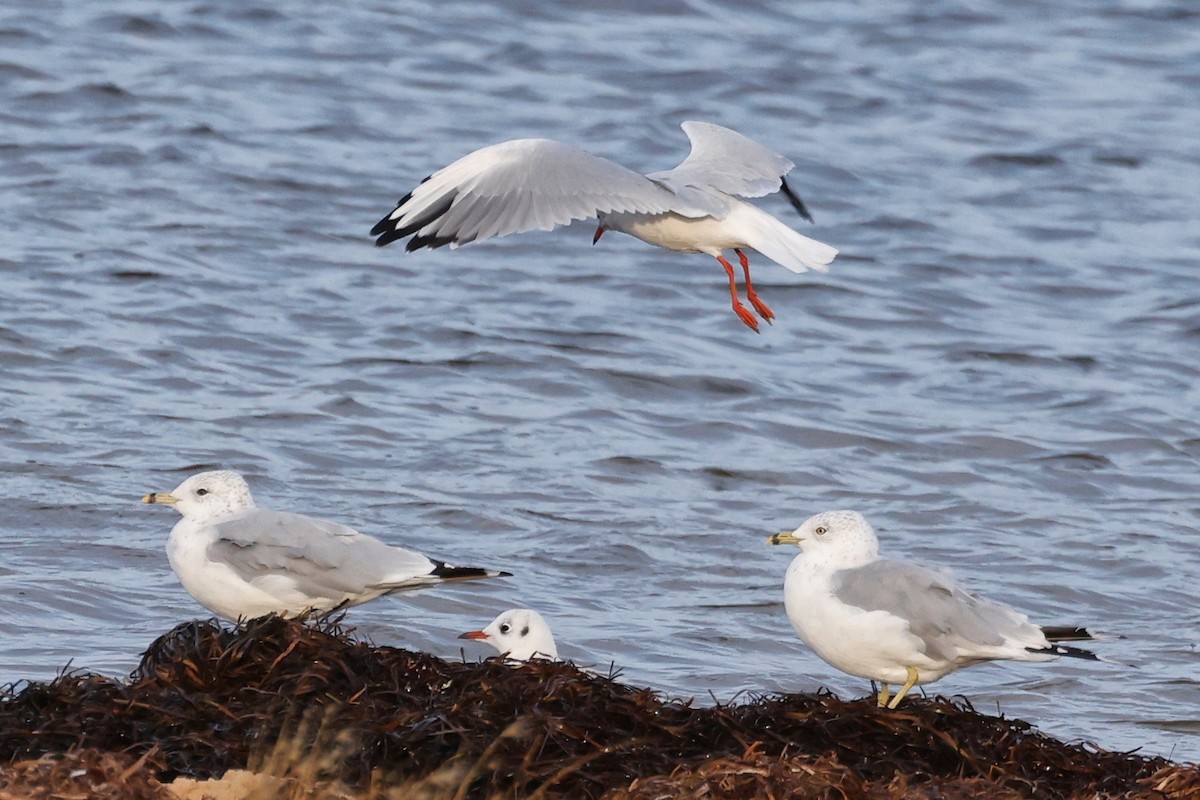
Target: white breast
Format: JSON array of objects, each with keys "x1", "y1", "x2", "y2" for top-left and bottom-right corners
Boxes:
[
  {"x1": 784, "y1": 556, "x2": 939, "y2": 685},
  {"x1": 166, "y1": 519, "x2": 295, "y2": 620}
]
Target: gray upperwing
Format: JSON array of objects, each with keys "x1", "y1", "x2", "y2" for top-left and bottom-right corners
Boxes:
[
  {"x1": 374, "y1": 137, "x2": 722, "y2": 250},
  {"x1": 831, "y1": 559, "x2": 1041, "y2": 662},
  {"x1": 207, "y1": 509, "x2": 437, "y2": 600},
  {"x1": 647, "y1": 121, "x2": 795, "y2": 200}
]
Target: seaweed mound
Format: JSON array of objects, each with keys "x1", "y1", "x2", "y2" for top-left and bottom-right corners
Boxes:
[{"x1": 0, "y1": 617, "x2": 1193, "y2": 799}]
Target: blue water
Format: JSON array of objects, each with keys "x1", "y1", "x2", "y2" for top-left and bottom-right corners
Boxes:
[{"x1": 1, "y1": 0, "x2": 1198, "y2": 762}]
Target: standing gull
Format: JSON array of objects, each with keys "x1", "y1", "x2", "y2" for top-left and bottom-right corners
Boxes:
[
  {"x1": 768, "y1": 510, "x2": 1117, "y2": 708},
  {"x1": 459, "y1": 608, "x2": 559, "y2": 662},
  {"x1": 142, "y1": 470, "x2": 509, "y2": 620},
  {"x1": 371, "y1": 121, "x2": 838, "y2": 332}
]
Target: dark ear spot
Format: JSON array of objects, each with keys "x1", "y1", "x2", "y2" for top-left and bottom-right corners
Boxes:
[{"x1": 520, "y1": 625, "x2": 530, "y2": 637}]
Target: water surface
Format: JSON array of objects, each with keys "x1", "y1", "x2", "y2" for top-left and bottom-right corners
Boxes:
[{"x1": 1, "y1": 0, "x2": 1198, "y2": 761}]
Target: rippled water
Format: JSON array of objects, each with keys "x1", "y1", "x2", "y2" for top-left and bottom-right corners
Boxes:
[{"x1": 2, "y1": 0, "x2": 1198, "y2": 762}]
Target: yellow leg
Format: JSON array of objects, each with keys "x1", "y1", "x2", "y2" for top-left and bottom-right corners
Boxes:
[
  {"x1": 886, "y1": 667, "x2": 920, "y2": 709},
  {"x1": 876, "y1": 683, "x2": 891, "y2": 707}
]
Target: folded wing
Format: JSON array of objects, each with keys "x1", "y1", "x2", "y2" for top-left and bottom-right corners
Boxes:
[
  {"x1": 831, "y1": 559, "x2": 1048, "y2": 664},
  {"x1": 207, "y1": 510, "x2": 452, "y2": 602}
]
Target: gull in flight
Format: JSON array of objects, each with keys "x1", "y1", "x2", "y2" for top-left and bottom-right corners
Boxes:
[
  {"x1": 371, "y1": 122, "x2": 838, "y2": 332},
  {"x1": 459, "y1": 608, "x2": 558, "y2": 662},
  {"x1": 768, "y1": 510, "x2": 1119, "y2": 708},
  {"x1": 142, "y1": 470, "x2": 509, "y2": 620}
]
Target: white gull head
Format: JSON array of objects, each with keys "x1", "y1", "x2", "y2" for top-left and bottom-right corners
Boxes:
[
  {"x1": 771, "y1": 509, "x2": 880, "y2": 568},
  {"x1": 142, "y1": 470, "x2": 256, "y2": 521},
  {"x1": 459, "y1": 608, "x2": 558, "y2": 662}
]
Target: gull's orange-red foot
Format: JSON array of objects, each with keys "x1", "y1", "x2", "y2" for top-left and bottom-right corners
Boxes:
[
  {"x1": 735, "y1": 248, "x2": 774, "y2": 324},
  {"x1": 733, "y1": 301, "x2": 761, "y2": 333},
  {"x1": 716, "y1": 254, "x2": 760, "y2": 333},
  {"x1": 746, "y1": 291, "x2": 775, "y2": 323}
]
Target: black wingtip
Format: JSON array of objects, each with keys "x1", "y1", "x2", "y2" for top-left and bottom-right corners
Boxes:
[
  {"x1": 405, "y1": 232, "x2": 455, "y2": 252},
  {"x1": 370, "y1": 215, "x2": 394, "y2": 237},
  {"x1": 781, "y1": 177, "x2": 815, "y2": 224},
  {"x1": 430, "y1": 562, "x2": 509, "y2": 581},
  {"x1": 373, "y1": 228, "x2": 406, "y2": 248},
  {"x1": 1027, "y1": 643, "x2": 1102, "y2": 662},
  {"x1": 371, "y1": 177, "x2": 437, "y2": 247},
  {"x1": 371, "y1": 191, "x2": 416, "y2": 238},
  {"x1": 1041, "y1": 625, "x2": 1093, "y2": 642},
  {"x1": 373, "y1": 188, "x2": 456, "y2": 250}
]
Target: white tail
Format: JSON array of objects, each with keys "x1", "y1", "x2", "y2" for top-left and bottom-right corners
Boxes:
[{"x1": 739, "y1": 204, "x2": 838, "y2": 274}]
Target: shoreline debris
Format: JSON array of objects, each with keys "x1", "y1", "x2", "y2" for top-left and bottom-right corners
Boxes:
[{"x1": 0, "y1": 617, "x2": 1193, "y2": 799}]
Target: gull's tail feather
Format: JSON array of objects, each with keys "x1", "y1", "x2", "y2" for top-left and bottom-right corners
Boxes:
[{"x1": 739, "y1": 204, "x2": 838, "y2": 274}]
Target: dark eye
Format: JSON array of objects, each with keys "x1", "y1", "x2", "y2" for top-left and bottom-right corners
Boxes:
[
  {"x1": 520, "y1": 626, "x2": 530, "y2": 637},
  {"x1": 499, "y1": 624, "x2": 510, "y2": 634},
  {"x1": 815, "y1": 526, "x2": 827, "y2": 535},
  {"x1": 196, "y1": 488, "x2": 209, "y2": 497}
]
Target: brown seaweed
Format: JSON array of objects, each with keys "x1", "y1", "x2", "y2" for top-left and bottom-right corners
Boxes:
[
  {"x1": 0, "y1": 617, "x2": 1191, "y2": 799},
  {"x1": 0, "y1": 748, "x2": 172, "y2": 800}
]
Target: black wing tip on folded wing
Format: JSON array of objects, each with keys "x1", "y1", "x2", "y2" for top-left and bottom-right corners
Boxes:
[
  {"x1": 430, "y1": 562, "x2": 510, "y2": 581},
  {"x1": 1026, "y1": 642, "x2": 1102, "y2": 662},
  {"x1": 1042, "y1": 625, "x2": 1093, "y2": 642}
]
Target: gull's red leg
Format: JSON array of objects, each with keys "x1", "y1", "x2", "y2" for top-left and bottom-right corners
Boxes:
[
  {"x1": 716, "y1": 255, "x2": 760, "y2": 332},
  {"x1": 736, "y1": 248, "x2": 774, "y2": 323}
]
